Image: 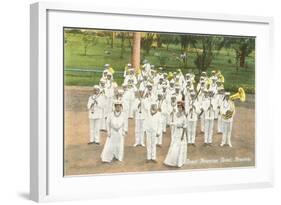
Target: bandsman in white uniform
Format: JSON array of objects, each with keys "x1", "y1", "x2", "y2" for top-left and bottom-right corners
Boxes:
[
  {"x1": 199, "y1": 89, "x2": 209, "y2": 133},
  {"x1": 167, "y1": 94, "x2": 178, "y2": 139},
  {"x1": 101, "y1": 100, "x2": 127, "y2": 162},
  {"x1": 220, "y1": 92, "x2": 235, "y2": 147},
  {"x1": 99, "y1": 79, "x2": 107, "y2": 131},
  {"x1": 123, "y1": 63, "x2": 132, "y2": 77},
  {"x1": 87, "y1": 85, "x2": 104, "y2": 145},
  {"x1": 186, "y1": 92, "x2": 201, "y2": 145},
  {"x1": 133, "y1": 90, "x2": 146, "y2": 147},
  {"x1": 155, "y1": 92, "x2": 168, "y2": 146},
  {"x1": 104, "y1": 72, "x2": 115, "y2": 118},
  {"x1": 215, "y1": 88, "x2": 225, "y2": 131},
  {"x1": 142, "y1": 59, "x2": 151, "y2": 77},
  {"x1": 144, "y1": 102, "x2": 162, "y2": 163},
  {"x1": 202, "y1": 90, "x2": 217, "y2": 146}
]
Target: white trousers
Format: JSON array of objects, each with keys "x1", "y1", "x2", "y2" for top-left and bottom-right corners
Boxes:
[
  {"x1": 204, "y1": 119, "x2": 214, "y2": 143},
  {"x1": 135, "y1": 119, "x2": 145, "y2": 145},
  {"x1": 157, "y1": 119, "x2": 163, "y2": 145},
  {"x1": 162, "y1": 114, "x2": 167, "y2": 132},
  {"x1": 128, "y1": 99, "x2": 134, "y2": 118},
  {"x1": 146, "y1": 131, "x2": 157, "y2": 160},
  {"x1": 200, "y1": 113, "x2": 205, "y2": 132},
  {"x1": 89, "y1": 118, "x2": 101, "y2": 143},
  {"x1": 221, "y1": 120, "x2": 233, "y2": 145},
  {"x1": 100, "y1": 117, "x2": 106, "y2": 131},
  {"x1": 187, "y1": 120, "x2": 197, "y2": 143},
  {"x1": 217, "y1": 115, "x2": 222, "y2": 133}
]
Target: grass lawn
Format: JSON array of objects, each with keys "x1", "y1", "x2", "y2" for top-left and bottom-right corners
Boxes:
[{"x1": 64, "y1": 32, "x2": 255, "y2": 93}]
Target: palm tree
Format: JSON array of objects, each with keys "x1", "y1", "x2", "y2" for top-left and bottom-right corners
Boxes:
[{"x1": 131, "y1": 32, "x2": 141, "y2": 70}]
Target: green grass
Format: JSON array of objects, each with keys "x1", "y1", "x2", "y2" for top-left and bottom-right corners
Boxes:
[{"x1": 64, "y1": 32, "x2": 255, "y2": 93}]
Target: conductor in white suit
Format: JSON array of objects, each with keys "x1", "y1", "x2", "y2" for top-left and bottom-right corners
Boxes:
[
  {"x1": 87, "y1": 85, "x2": 104, "y2": 145},
  {"x1": 144, "y1": 102, "x2": 162, "y2": 163},
  {"x1": 101, "y1": 100, "x2": 127, "y2": 162}
]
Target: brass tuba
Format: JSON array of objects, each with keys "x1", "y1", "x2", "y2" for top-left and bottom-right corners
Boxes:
[
  {"x1": 222, "y1": 87, "x2": 246, "y2": 120},
  {"x1": 230, "y1": 87, "x2": 246, "y2": 102}
]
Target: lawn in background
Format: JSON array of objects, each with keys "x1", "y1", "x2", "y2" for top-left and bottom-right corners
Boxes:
[{"x1": 64, "y1": 32, "x2": 255, "y2": 93}]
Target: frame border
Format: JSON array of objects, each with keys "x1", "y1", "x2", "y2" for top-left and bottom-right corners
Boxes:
[{"x1": 30, "y1": 1, "x2": 274, "y2": 202}]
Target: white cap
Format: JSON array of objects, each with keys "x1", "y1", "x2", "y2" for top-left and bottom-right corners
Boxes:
[
  {"x1": 157, "y1": 91, "x2": 163, "y2": 96},
  {"x1": 99, "y1": 79, "x2": 106, "y2": 84},
  {"x1": 171, "y1": 93, "x2": 177, "y2": 98},
  {"x1": 225, "y1": 92, "x2": 230, "y2": 96},
  {"x1": 93, "y1": 85, "x2": 100, "y2": 90},
  {"x1": 113, "y1": 99, "x2": 123, "y2": 105},
  {"x1": 118, "y1": 89, "x2": 124, "y2": 94}
]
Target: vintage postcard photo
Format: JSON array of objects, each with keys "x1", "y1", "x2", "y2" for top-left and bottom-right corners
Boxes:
[{"x1": 63, "y1": 28, "x2": 255, "y2": 176}]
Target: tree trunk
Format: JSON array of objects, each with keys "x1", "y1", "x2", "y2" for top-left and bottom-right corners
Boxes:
[
  {"x1": 111, "y1": 32, "x2": 115, "y2": 48},
  {"x1": 131, "y1": 32, "x2": 141, "y2": 70},
  {"x1": 120, "y1": 35, "x2": 125, "y2": 59},
  {"x1": 239, "y1": 51, "x2": 246, "y2": 67}
]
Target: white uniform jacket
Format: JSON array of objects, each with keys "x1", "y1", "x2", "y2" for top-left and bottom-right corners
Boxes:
[
  {"x1": 87, "y1": 94, "x2": 104, "y2": 119},
  {"x1": 202, "y1": 97, "x2": 217, "y2": 120},
  {"x1": 220, "y1": 100, "x2": 235, "y2": 122},
  {"x1": 144, "y1": 111, "x2": 162, "y2": 136}
]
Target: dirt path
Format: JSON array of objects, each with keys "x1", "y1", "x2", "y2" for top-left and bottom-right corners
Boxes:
[{"x1": 64, "y1": 86, "x2": 255, "y2": 176}]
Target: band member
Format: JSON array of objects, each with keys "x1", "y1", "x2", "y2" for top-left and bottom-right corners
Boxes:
[
  {"x1": 139, "y1": 74, "x2": 149, "y2": 91},
  {"x1": 220, "y1": 92, "x2": 235, "y2": 147},
  {"x1": 183, "y1": 81, "x2": 193, "y2": 106},
  {"x1": 133, "y1": 90, "x2": 145, "y2": 147},
  {"x1": 126, "y1": 77, "x2": 137, "y2": 119},
  {"x1": 124, "y1": 68, "x2": 137, "y2": 86},
  {"x1": 116, "y1": 87, "x2": 129, "y2": 132},
  {"x1": 99, "y1": 79, "x2": 107, "y2": 131},
  {"x1": 104, "y1": 72, "x2": 115, "y2": 117},
  {"x1": 167, "y1": 94, "x2": 178, "y2": 139},
  {"x1": 215, "y1": 88, "x2": 225, "y2": 132},
  {"x1": 186, "y1": 92, "x2": 200, "y2": 145},
  {"x1": 101, "y1": 100, "x2": 127, "y2": 162},
  {"x1": 123, "y1": 63, "x2": 132, "y2": 77},
  {"x1": 87, "y1": 85, "x2": 104, "y2": 144},
  {"x1": 142, "y1": 59, "x2": 151, "y2": 76},
  {"x1": 164, "y1": 101, "x2": 187, "y2": 167},
  {"x1": 100, "y1": 69, "x2": 109, "y2": 82},
  {"x1": 199, "y1": 89, "x2": 209, "y2": 133},
  {"x1": 156, "y1": 92, "x2": 168, "y2": 146},
  {"x1": 144, "y1": 102, "x2": 162, "y2": 162},
  {"x1": 209, "y1": 77, "x2": 218, "y2": 95},
  {"x1": 174, "y1": 84, "x2": 183, "y2": 102},
  {"x1": 202, "y1": 90, "x2": 217, "y2": 145}
]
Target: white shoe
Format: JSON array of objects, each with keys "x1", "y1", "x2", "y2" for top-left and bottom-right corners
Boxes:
[
  {"x1": 141, "y1": 143, "x2": 145, "y2": 147},
  {"x1": 228, "y1": 144, "x2": 232, "y2": 147},
  {"x1": 220, "y1": 143, "x2": 224, "y2": 147},
  {"x1": 133, "y1": 143, "x2": 138, "y2": 147}
]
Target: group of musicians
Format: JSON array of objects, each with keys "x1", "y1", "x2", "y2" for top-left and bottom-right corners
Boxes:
[{"x1": 87, "y1": 61, "x2": 236, "y2": 167}]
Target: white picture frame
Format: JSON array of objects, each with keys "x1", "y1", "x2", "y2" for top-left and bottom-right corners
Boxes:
[{"x1": 30, "y1": 1, "x2": 274, "y2": 202}]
